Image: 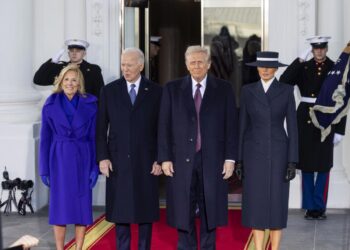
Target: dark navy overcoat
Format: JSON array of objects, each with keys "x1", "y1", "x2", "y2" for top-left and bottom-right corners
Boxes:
[
  {"x1": 158, "y1": 75, "x2": 238, "y2": 231},
  {"x1": 96, "y1": 77, "x2": 162, "y2": 223},
  {"x1": 39, "y1": 92, "x2": 98, "y2": 225},
  {"x1": 238, "y1": 80, "x2": 298, "y2": 229}
]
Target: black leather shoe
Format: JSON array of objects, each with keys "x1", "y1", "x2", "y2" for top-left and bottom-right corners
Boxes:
[
  {"x1": 315, "y1": 210, "x2": 327, "y2": 220},
  {"x1": 304, "y1": 210, "x2": 317, "y2": 220}
]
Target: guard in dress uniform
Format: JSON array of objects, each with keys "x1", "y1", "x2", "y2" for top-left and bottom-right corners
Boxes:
[
  {"x1": 33, "y1": 39, "x2": 104, "y2": 98},
  {"x1": 280, "y1": 36, "x2": 347, "y2": 220},
  {"x1": 149, "y1": 36, "x2": 161, "y2": 83}
]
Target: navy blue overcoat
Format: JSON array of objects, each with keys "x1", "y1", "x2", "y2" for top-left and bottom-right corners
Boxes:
[
  {"x1": 238, "y1": 80, "x2": 298, "y2": 229},
  {"x1": 158, "y1": 75, "x2": 238, "y2": 231},
  {"x1": 96, "y1": 77, "x2": 162, "y2": 223},
  {"x1": 39, "y1": 92, "x2": 98, "y2": 225}
]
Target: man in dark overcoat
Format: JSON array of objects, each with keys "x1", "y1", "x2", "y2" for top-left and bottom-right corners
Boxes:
[
  {"x1": 96, "y1": 48, "x2": 162, "y2": 250},
  {"x1": 33, "y1": 39, "x2": 104, "y2": 98},
  {"x1": 158, "y1": 45, "x2": 238, "y2": 249},
  {"x1": 280, "y1": 36, "x2": 347, "y2": 220}
]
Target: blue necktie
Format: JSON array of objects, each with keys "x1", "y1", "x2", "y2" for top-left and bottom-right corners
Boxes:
[{"x1": 129, "y1": 84, "x2": 136, "y2": 105}]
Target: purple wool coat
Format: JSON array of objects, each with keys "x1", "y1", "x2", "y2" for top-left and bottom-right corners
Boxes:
[{"x1": 39, "y1": 92, "x2": 98, "y2": 225}]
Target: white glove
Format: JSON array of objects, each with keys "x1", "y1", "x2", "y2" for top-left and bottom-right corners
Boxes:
[
  {"x1": 298, "y1": 46, "x2": 312, "y2": 62},
  {"x1": 51, "y1": 48, "x2": 65, "y2": 63},
  {"x1": 333, "y1": 133, "x2": 343, "y2": 145}
]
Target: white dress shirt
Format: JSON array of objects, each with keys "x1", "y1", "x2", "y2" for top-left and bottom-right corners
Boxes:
[
  {"x1": 261, "y1": 77, "x2": 275, "y2": 93},
  {"x1": 126, "y1": 76, "x2": 142, "y2": 95},
  {"x1": 191, "y1": 75, "x2": 207, "y2": 97}
]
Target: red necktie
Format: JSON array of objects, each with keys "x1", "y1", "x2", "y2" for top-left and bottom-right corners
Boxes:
[{"x1": 194, "y1": 84, "x2": 202, "y2": 152}]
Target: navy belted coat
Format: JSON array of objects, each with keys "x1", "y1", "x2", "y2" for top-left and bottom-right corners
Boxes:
[{"x1": 39, "y1": 92, "x2": 98, "y2": 225}]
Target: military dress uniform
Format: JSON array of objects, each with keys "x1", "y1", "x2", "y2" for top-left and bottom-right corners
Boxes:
[
  {"x1": 34, "y1": 59, "x2": 104, "y2": 98},
  {"x1": 280, "y1": 51, "x2": 346, "y2": 219},
  {"x1": 33, "y1": 39, "x2": 104, "y2": 98}
]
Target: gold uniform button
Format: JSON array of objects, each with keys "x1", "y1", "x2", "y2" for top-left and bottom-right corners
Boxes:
[
  {"x1": 307, "y1": 120, "x2": 311, "y2": 124},
  {"x1": 318, "y1": 67, "x2": 322, "y2": 71},
  {"x1": 318, "y1": 72, "x2": 321, "y2": 76},
  {"x1": 311, "y1": 93, "x2": 315, "y2": 97}
]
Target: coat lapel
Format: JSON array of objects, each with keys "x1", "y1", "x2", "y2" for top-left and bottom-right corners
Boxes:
[
  {"x1": 200, "y1": 75, "x2": 217, "y2": 114},
  {"x1": 250, "y1": 81, "x2": 269, "y2": 106},
  {"x1": 266, "y1": 79, "x2": 284, "y2": 102},
  {"x1": 181, "y1": 76, "x2": 196, "y2": 117},
  {"x1": 120, "y1": 78, "x2": 133, "y2": 110},
  {"x1": 71, "y1": 94, "x2": 97, "y2": 129},
  {"x1": 133, "y1": 77, "x2": 150, "y2": 110},
  {"x1": 48, "y1": 93, "x2": 72, "y2": 129}
]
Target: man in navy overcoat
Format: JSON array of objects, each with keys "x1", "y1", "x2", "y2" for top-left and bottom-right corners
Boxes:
[
  {"x1": 96, "y1": 48, "x2": 162, "y2": 250},
  {"x1": 158, "y1": 45, "x2": 238, "y2": 249}
]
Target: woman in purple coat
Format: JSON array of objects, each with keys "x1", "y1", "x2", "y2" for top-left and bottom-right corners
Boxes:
[{"x1": 39, "y1": 64, "x2": 99, "y2": 250}]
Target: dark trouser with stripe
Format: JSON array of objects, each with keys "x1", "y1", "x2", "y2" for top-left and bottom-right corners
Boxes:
[
  {"x1": 177, "y1": 151, "x2": 216, "y2": 250},
  {"x1": 302, "y1": 171, "x2": 330, "y2": 211},
  {"x1": 116, "y1": 223, "x2": 152, "y2": 250}
]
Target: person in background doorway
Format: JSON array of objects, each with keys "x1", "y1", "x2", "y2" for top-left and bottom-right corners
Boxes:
[{"x1": 149, "y1": 36, "x2": 161, "y2": 83}]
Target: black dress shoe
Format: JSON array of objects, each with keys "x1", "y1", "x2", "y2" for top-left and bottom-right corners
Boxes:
[
  {"x1": 315, "y1": 210, "x2": 327, "y2": 220},
  {"x1": 304, "y1": 210, "x2": 317, "y2": 220}
]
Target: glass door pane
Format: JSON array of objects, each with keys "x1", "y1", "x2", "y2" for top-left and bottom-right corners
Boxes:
[{"x1": 202, "y1": 0, "x2": 264, "y2": 204}]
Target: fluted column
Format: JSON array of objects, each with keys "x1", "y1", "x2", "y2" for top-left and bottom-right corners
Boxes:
[
  {"x1": 318, "y1": 0, "x2": 349, "y2": 208},
  {"x1": 64, "y1": 0, "x2": 87, "y2": 40},
  {"x1": 0, "y1": 0, "x2": 41, "y2": 122},
  {"x1": 317, "y1": 0, "x2": 343, "y2": 58}
]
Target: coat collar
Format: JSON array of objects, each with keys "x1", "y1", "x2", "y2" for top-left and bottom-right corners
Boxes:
[
  {"x1": 249, "y1": 79, "x2": 283, "y2": 106},
  {"x1": 44, "y1": 92, "x2": 97, "y2": 129}
]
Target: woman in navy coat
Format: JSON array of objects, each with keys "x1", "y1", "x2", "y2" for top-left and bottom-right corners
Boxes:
[
  {"x1": 237, "y1": 52, "x2": 298, "y2": 250},
  {"x1": 39, "y1": 64, "x2": 99, "y2": 250}
]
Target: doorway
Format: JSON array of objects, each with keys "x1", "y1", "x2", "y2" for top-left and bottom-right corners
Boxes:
[{"x1": 149, "y1": 0, "x2": 201, "y2": 85}]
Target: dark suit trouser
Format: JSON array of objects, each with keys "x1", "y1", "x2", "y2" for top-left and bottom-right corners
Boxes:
[
  {"x1": 116, "y1": 223, "x2": 152, "y2": 250},
  {"x1": 177, "y1": 151, "x2": 216, "y2": 250}
]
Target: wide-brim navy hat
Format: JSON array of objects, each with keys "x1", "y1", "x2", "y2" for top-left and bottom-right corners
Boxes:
[{"x1": 246, "y1": 51, "x2": 288, "y2": 68}]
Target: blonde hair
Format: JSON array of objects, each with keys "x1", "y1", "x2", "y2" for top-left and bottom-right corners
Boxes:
[
  {"x1": 53, "y1": 64, "x2": 86, "y2": 95},
  {"x1": 185, "y1": 45, "x2": 211, "y2": 63}
]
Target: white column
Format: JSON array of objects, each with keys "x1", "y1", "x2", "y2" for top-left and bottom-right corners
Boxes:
[
  {"x1": 317, "y1": 0, "x2": 343, "y2": 58},
  {"x1": 344, "y1": 0, "x2": 350, "y2": 43},
  {"x1": 0, "y1": 0, "x2": 41, "y2": 123},
  {"x1": 64, "y1": 0, "x2": 87, "y2": 40},
  {"x1": 0, "y1": 0, "x2": 43, "y2": 211},
  {"x1": 318, "y1": 0, "x2": 350, "y2": 208}
]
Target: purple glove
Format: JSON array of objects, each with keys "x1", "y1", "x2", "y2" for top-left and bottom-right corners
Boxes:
[
  {"x1": 89, "y1": 171, "x2": 99, "y2": 189},
  {"x1": 41, "y1": 175, "x2": 50, "y2": 187}
]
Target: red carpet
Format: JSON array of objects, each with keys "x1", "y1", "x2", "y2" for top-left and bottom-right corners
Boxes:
[{"x1": 65, "y1": 208, "x2": 270, "y2": 250}]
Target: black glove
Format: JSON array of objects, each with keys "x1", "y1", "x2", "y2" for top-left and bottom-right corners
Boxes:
[
  {"x1": 235, "y1": 162, "x2": 243, "y2": 181},
  {"x1": 285, "y1": 163, "x2": 296, "y2": 181}
]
